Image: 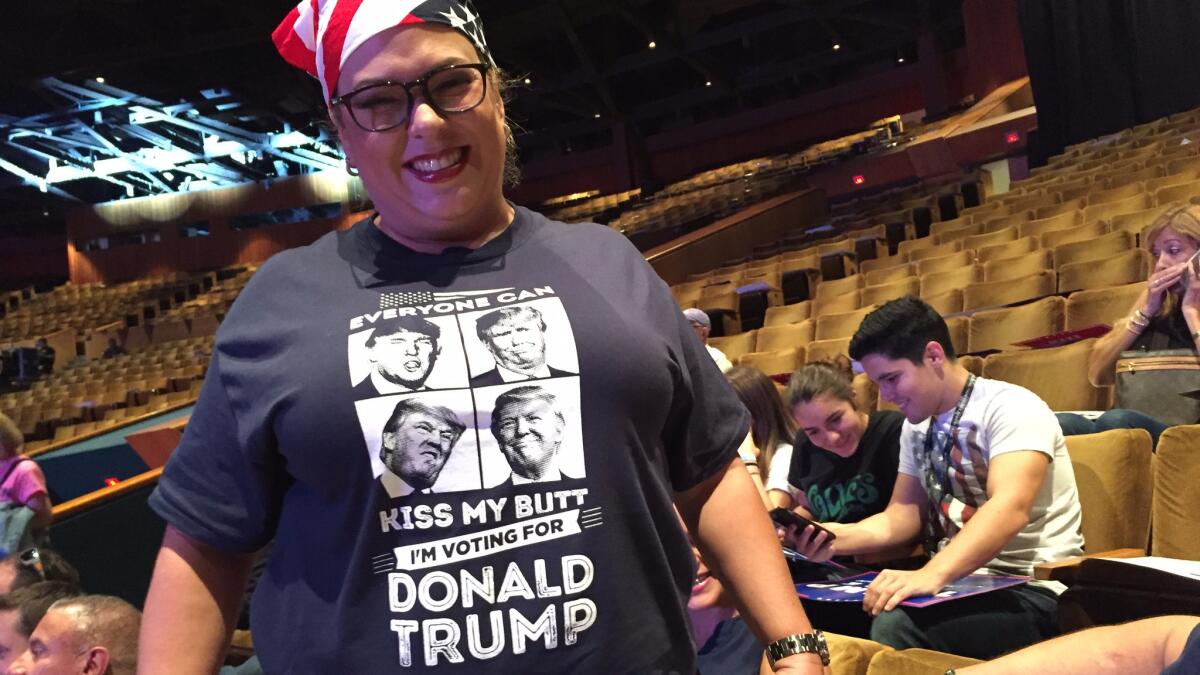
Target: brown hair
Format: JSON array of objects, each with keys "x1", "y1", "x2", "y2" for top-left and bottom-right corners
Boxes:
[
  {"x1": 725, "y1": 366, "x2": 797, "y2": 473},
  {"x1": 0, "y1": 412, "x2": 22, "y2": 459},
  {"x1": 1143, "y1": 204, "x2": 1200, "y2": 319},
  {"x1": 785, "y1": 355, "x2": 857, "y2": 410}
]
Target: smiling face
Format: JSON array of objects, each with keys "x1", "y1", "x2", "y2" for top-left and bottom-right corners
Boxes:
[
  {"x1": 494, "y1": 398, "x2": 564, "y2": 479},
  {"x1": 860, "y1": 351, "x2": 945, "y2": 424},
  {"x1": 1150, "y1": 225, "x2": 1200, "y2": 289},
  {"x1": 369, "y1": 328, "x2": 439, "y2": 388},
  {"x1": 380, "y1": 411, "x2": 461, "y2": 490},
  {"x1": 332, "y1": 24, "x2": 511, "y2": 249},
  {"x1": 793, "y1": 393, "x2": 867, "y2": 458},
  {"x1": 687, "y1": 542, "x2": 726, "y2": 611}
]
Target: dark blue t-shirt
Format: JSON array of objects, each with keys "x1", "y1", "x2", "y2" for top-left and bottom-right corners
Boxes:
[
  {"x1": 787, "y1": 410, "x2": 904, "y2": 523},
  {"x1": 150, "y1": 206, "x2": 749, "y2": 674},
  {"x1": 1162, "y1": 623, "x2": 1200, "y2": 675},
  {"x1": 697, "y1": 617, "x2": 762, "y2": 675}
]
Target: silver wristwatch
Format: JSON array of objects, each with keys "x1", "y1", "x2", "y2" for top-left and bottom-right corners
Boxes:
[{"x1": 765, "y1": 630, "x2": 830, "y2": 667}]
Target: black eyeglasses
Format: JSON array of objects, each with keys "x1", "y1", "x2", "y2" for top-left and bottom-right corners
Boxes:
[
  {"x1": 18, "y1": 548, "x2": 45, "y2": 582},
  {"x1": 331, "y1": 63, "x2": 490, "y2": 133}
]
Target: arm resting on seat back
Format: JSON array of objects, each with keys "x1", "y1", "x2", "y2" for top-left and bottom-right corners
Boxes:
[
  {"x1": 138, "y1": 525, "x2": 255, "y2": 675},
  {"x1": 957, "y1": 615, "x2": 1200, "y2": 675}
]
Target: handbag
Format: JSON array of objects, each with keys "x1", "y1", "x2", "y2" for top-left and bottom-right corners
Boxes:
[{"x1": 1115, "y1": 349, "x2": 1200, "y2": 426}]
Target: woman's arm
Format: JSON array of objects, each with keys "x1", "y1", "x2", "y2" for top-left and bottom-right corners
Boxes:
[
  {"x1": 139, "y1": 526, "x2": 255, "y2": 674},
  {"x1": 1092, "y1": 263, "x2": 1195, "y2": 385},
  {"x1": 736, "y1": 433, "x2": 773, "y2": 510},
  {"x1": 958, "y1": 615, "x2": 1200, "y2": 675},
  {"x1": 676, "y1": 459, "x2": 824, "y2": 675},
  {"x1": 1088, "y1": 289, "x2": 1151, "y2": 386}
]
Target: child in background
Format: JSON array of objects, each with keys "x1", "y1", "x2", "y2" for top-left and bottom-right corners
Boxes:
[{"x1": 0, "y1": 413, "x2": 52, "y2": 553}]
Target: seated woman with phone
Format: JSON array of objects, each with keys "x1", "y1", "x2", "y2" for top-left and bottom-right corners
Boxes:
[
  {"x1": 780, "y1": 357, "x2": 904, "y2": 530},
  {"x1": 1089, "y1": 204, "x2": 1200, "y2": 382},
  {"x1": 1082, "y1": 204, "x2": 1200, "y2": 432},
  {"x1": 770, "y1": 357, "x2": 906, "y2": 638}
]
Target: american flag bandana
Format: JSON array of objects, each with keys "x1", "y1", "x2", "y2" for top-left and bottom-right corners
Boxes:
[{"x1": 272, "y1": 0, "x2": 494, "y2": 103}]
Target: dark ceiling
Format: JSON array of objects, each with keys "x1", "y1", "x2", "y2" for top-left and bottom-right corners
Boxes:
[{"x1": 0, "y1": 0, "x2": 965, "y2": 231}]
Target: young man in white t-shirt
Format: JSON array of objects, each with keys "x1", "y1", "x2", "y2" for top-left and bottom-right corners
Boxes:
[{"x1": 781, "y1": 296, "x2": 1084, "y2": 659}]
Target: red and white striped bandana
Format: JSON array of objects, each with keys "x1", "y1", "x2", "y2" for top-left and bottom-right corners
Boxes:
[{"x1": 272, "y1": 0, "x2": 494, "y2": 103}]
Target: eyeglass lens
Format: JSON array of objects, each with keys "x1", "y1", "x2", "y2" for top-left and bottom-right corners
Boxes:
[{"x1": 349, "y1": 66, "x2": 486, "y2": 131}]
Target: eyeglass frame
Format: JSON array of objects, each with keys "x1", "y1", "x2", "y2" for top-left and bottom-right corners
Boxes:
[
  {"x1": 330, "y1": 62, "x2": 491, "y2": 133},
  {"x1": 18, "y1": 547, "x2": 46, "y2": 582}
]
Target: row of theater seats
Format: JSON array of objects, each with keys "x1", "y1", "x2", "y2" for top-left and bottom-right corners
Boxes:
[
  {"x1": 0, "y1": 272, "x2": 220, "y2": 340},
  {"x1": 713, "y1": 282, "x2": 1147, "y2": 411},
  {"x1": 669, "y1": 105, "x2": 1200, "y2": 335},
  {"x1": 542, "y1": 188, "x2": 642, "y2": 224},
  {"x1": 0, "y1": 265, "x2": 256, "y2": 450},
  {"x1": 544, "y1": 115, "x2": 912, "y2": 234},
  {"x1": 1, "y1": 335, "x2": 214, "y2": 451}
]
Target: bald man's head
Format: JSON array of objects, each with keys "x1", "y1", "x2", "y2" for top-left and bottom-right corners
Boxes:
[{"x1": 11, "y1": 595, "x2": 140, "y2": 675}]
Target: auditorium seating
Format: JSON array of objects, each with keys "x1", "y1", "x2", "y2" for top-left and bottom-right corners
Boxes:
[
  {"x1": 739, "y1": 348, "x2": 804, "y2": 376},
  {"x1": 755, "y1": 322, "x2": 814, "y2": 351},
  {"x1": 1058, "y1": 249, "x2": 1151, "y2": 294},
  {"x1": 1065, "y1": 282, "x2": 1144, "y2": 330},
  {"x1": 1151, "y1": 425, "x2": 1200, "y2": 560},
  {"x1": 964, "y1": 271, "x2": 1056, "y2": 311},
  {"x1": 1062, "y1": 429, "x2": 1153, "y2": 553},
  {"x1": 816, "y1": 305, "x2": 879, "y2": 341},
  {"x1": 0, "y1": 265, "x2": 258, "y2": 448},
  {"x1": 708, "y1": 330, "x2": 757, "y2": 361},
  {"x1": 982, "y1": 338, "x2": 1107, "y2": 410},
  {"x1": 663, "y1": 106, "x2": 1200, "y2": 439},
  {"x1": 967, "y1": 297, "x2": 1065, "y2": 354},
  {"x1": 979, "y1": 250, "x2": 1053, "y2": 283},
  {"x1": 543, "y1": 116, "x2": 914, "y2": 237},
  {"x1": 812, "y1": 290, "x2": 862, "y2": 317},
  {"x1": 859, "y1": 278, "x2": 919, "y2": 307},
  {"x1": 762, "y1": 301, "x2": 812, "y2": 326}
]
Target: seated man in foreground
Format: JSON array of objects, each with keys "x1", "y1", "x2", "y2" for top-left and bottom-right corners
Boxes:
[
  {"x1": 783, "y1": 296, "x2": 1084, "y2": 659},
  {"x1": 6, "y1": 594, "x2": 140, "y2": 675}
]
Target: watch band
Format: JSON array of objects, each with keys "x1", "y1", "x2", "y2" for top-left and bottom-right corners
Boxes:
[{"x1": 765, "y1": 630, "x2": 830, "y2": 667}]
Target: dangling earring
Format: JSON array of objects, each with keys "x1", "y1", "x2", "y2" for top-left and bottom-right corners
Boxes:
[{"x1": 346, "y1": 163, "x2": 360, "y2": 177}]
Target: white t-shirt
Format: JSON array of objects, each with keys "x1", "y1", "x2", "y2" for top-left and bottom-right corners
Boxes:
[
  {"x1": 898, "y1": 377, "x2": 1084, "y2": 582},
  {"x1": 706, "y1": 344, "x2": 733, "y2": 372},
  {"x1": 765, "y1": 443, "x2": 803, "y2": 504}
]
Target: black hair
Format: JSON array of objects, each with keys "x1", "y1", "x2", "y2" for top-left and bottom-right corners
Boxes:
[
  {"x1": 848, "y1": 295, "x2": 956, "y2": 364},
  {"x1": 365, "y1": 315, "x2": 440, "y2": 348}
]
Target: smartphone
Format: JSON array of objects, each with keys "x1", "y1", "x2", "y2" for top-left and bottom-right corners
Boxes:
[
  {"x1": 1175, "y1": 248, "x2": 1200, "y2": 291},
  {"x1": 769, "y1": 508, "x2": 837, "y2": 542}
]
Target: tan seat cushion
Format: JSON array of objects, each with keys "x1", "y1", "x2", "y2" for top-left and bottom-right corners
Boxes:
[
  {"x1": 1064, "y1": 429, "x2": 1153, "y2": 553},
  {"x1": 866, "y1": 647, "x2": 981, "y2": 675},
  {"x1": 1152, "y1": 425, "x2": 1200, "y2": 560}
]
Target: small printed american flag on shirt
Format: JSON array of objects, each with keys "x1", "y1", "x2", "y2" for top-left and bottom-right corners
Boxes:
[{"x1": 380, "y1": 289, "x2": 510, "y2": 309}]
